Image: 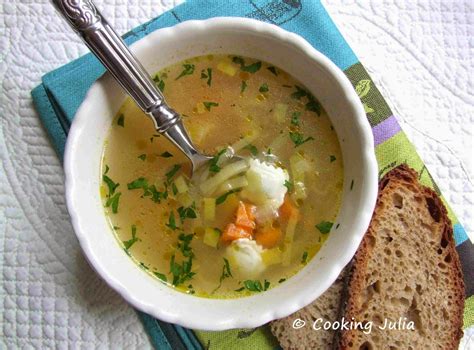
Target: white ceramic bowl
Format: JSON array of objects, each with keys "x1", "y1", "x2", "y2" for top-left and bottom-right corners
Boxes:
[{"x1": 65, "y1": 17, "x2": 378, "y2": 331}]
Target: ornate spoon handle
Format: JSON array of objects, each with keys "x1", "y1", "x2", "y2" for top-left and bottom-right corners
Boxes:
[{"x1": 51, "y1": 0, "x2": 211, "y2": 170}]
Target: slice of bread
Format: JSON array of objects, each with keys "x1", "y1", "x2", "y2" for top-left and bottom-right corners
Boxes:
[
  {"x1": 270, "y1": 269, "x2": 348, "y2": 350},
  {"x1": 338, "y1": 164, "x2": 465, "y2": 349}
]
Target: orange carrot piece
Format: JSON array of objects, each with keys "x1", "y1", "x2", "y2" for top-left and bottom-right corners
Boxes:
[
  {"x1": 279, "y1": 195, "x2": 299, "y2": 221},
  {"x1": 255, "y1": 226, "x2": 283, "y2": 249},
  {"x1": 221, "y1": 223, "x2": 252, "y2": 245},
  {"x1": 235, "y1": 201, "x2": 256, "y2": 230}
]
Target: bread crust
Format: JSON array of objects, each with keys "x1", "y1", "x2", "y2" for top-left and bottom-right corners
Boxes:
[{"x1": 337, "y1": 164, "x2": 465, "y2": 350}]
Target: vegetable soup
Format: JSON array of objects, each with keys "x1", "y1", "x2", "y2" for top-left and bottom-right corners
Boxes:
[{"x1": 101, "y1": 55, "x2": 343, "y2": 298}]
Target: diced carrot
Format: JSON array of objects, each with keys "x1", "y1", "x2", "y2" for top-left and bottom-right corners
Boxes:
[
  {"x1": 279, "y1": 195, "x2": 299, "y2": 221},
  {"x1": 235, "y1": 201, "x2": 256, "y2": 230},
  {"x1": 255, "y1": 225, "x2": 283, "y2": 249},
  {"x1": 221, "y1": 223, "x2": 252, "y2": 245}
]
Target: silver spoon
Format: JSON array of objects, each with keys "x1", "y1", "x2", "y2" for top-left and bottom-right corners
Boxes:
[{"x1": 51, "y1": 0, "x2": 213, "y2": 173}]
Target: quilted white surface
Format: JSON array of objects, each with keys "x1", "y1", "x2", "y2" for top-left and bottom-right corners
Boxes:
[{"x1": 0, "y1": 0, "x2": 472, "y2": 348}]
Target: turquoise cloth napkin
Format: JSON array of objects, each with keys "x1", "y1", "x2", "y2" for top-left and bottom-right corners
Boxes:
[{"x1": 31, "y1": 0, "x2": 473, "y2": 349}]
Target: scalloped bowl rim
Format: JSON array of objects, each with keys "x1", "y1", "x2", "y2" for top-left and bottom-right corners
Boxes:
[{"x1": 64, "y1": 17, "x2": 378, "y2": 330}]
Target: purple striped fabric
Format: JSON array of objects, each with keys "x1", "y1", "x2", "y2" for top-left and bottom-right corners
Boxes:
[{"x1": 372, "y1": 115, "x2": 402, "y2": 146}]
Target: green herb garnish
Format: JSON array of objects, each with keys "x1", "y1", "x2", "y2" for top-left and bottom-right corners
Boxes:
[
  {"x1": 216, "y1": 189, "x2": 241, "y2": 205},
  {"x1": 232, "y1": 56, "x2": 262, "y2": 73},
  {"x1": 243, "y1": 144, "x2": 258, "y2": 156},
  {"x1": 291, "y1": 112, "x2": 301, "y2": 126},
  {"x1": 330, "y1": 155, "x2": 336, "y2": 162},
  {"x1": 169, "y1": 234, "x2": 196, "y2": 286},
  {"x1": 241, "y1": 279, "x2": 270, "y2": 292},
  {"x1": 213, "y1": 258, "x2": 233, "y2": 293},
  {"x1": 203, "y1": 101, "x2": 219, "y2": 111},
  {"x1": 305, "y1": 98, "x2": 321, "y2": 115},
  {"x1": 138, "y1": 154, "x2": 146, "y2": 161},
  {"x1": 240, "y1": 80, "x2": 247, "y2": 93},
  {"x1": 153, "y1": 74, "x2": 165, "y2": 91},
  {"x1": 278, "y1": 278, "x2": 286, "y2": 284},
  {"x1": 172, "y1": 182, "x2": 178, "y2": 196},
  {"x1": 301, "y1": 251, "x2": 308, "y2": 264},
  {"x1": 127, "y1": 177, "x2": 167, "y2": 203},
  {"x1": 103, "y1": 174, "x2": 119, "y2": 196},
  {"x1": 103, "y1": 170, "x2": 121, "y2": 213},
  {"x1": 291, "y1": 85, "x2": 307, "y2": 100},
  {"x1": 284, "y1": 180, "x2": 293, "y2": 193},
  {"x1": 154, "y1": 272, "x2": 167, "y2": 282},
  {"x1": 289, "y1": 132, "x2": 314, "y2": 147},
  {"x1": 176, "y1": 63, "x2": 195, "y2": 80},
  {"x1": 208, "y1": 149, "x2": 226, "y2": 173},
  {"x1": 315, "y1": 221, "x2": 333, "y2": 234},
  {"x1": 259, "y1": 83, "x2": 269, "y2": 93},
  {"x1": 127, "y1": 177, "x2": 148, "y2": 190},
  {"x1": 160, "y1": 151, "x2": 173, "y2": 158},
  {"x1": 350, "y1": 179, "x2": 354, "y2": 190},
  {"x1": 241, "y1": 61, "x2": 261, "y2": 73},
  {"x1": 117, "y1": 114, "x2": 125, "y2": 127},
  {"x1": 267, "y1": 66, "x2": 278, "y2": 76},
  {"x1": 165, "y1": 164, "x2": 181, "y2": 184},
  {"x1": 166, "y1": 211, "x2": 177, "y2": 230},
  {"x1": 200, "y1": 68, "x2": 212, "y2": 86},
  {"x1": 177, "y1": 205, "x2": 197, "y2": 223},
  {"x1": 106, "y1": 192, "x2": 121, "y2": 213},
  {"x1": 123, "y1": 224, "x2": 139, "y2": 250}
]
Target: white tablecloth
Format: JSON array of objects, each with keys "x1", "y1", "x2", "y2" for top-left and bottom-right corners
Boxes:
[{"x1": 1, "y1": 0, "x2": 472, "y2": 348}]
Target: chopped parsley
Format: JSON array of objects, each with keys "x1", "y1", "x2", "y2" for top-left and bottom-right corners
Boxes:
[
  {"x1": 241, "y1": 279, "x2": 270, "y2": 292},
  {"x1": 290, "y1": 85, "x2": 322, "y2": 115},
  {"x1": 169, "y1": 234, "x2": 196, "y2": 286},
  {"x1": 103, "y1": 170, "x2": 121, "y2": 213},
  {"x1": 138, "y1": 154, "x2": 146, "y2": 161},
  {"x1": 123, "y1": 225, "x2": 139, "y2": 250},
  {"x1": 203, "y1": 101, "x2": 219, "y2": 111},
  {"x1": 153, "y1": 74, "x2": 165, "y2": 91},
  {"x1": 240, "y1": 80, "x2": 248, "y2": 93},
  {"x1": 103, "y1": 174, "x2": 119, "y2": 196},
  {"x1": 154, "y1": 272, "x2": 167, "y2": 282},
  {"x1": 301, "y1": 251, "x2": 308, "y2": 264},
  {"x1": 200, "y1": 68, "x2": 212, "y2": 86},
  {"x1": 216, "y1": 189, "x2": 241, "y2": 205},
  {"x1": 177, "y1": 205, "x2": 197, "y2": 223},
  {"x1": 160, "y1": 151, "x2": 173, "y2": 158},
  {"x1": 127, "y1": 177, "x2": 148, "y2": 190},
  {"x1": 278, "y1": 278, "x2": 286, "y2": 284},
  {"x1": 213, "y1": 258, "x2": 233, "y2": 293},
  {"x1": 330, "y1": 155, "x2": 336, "y2": 162},
  {"x1": 291, "y1": 112, "x2": 301, "y2": 126},
  {"x1": 172, "y1": 182, "x2": 178, "y2": 196},
  {"x1": 165, "y1": 164, "x2": 181, "y2": 184},
  {"x1": 267, "y1": 66, "x2": 278, "y2": 76},
  {"x1": 106, "y1": 192, "x2": 121, "y2": 214},
  {"x1": 291, "y1": 85, "x2": 307, "y2": 100},
  {"x1": 305, "y1": 98, "x2": 321, "y2": 115},
  {"x1": 259, "y1": 83, "x2": 269, "y2": 93},
  {"x1": 117, "y1": 114, "x2": 125, "y2": 127},
  {"x1": 350, "y1": 179, "x2": 354, "y2": 190},
  {"x1": 176, "y1": 63, "x2": 195, "y2": 80},
  {"x1": 243, "y1": 144, "x2": 258, "y2": 156},
  {"x1": 127, "y1": 177, "x2": 167, "y2": 203},
  {"x1": 232, "y1": 56, "x2": 262, "y2": 73},
  {"x1": 315, "y1": 221, "x2": 333, "y2": 234},
  {"x1": 166, "y1": 211, "x2": 177, "y2": 230},
  {"x1": 289, "y1": 132, "x2": 314, "y2": 147},
  {"x1": 208, "y1": 149, "x2": 226, "y2": 173},
  {"x1": 284, "y1": 180, "x2": 293, "y2": 193}
]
